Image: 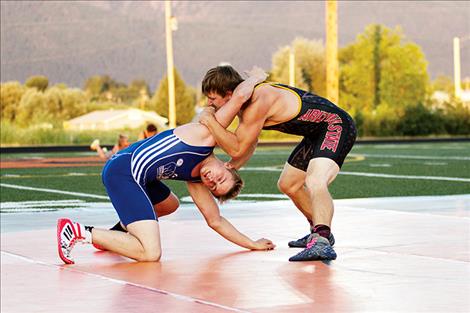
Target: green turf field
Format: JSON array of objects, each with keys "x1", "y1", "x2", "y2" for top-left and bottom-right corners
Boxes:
[{"x1": 1, "y1": 142, "x2": 469, "y2": 211}]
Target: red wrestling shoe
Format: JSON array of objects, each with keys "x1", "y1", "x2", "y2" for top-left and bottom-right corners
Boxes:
[{"x1": 57, "y1": 218, "x2": 85, "y2": 264}]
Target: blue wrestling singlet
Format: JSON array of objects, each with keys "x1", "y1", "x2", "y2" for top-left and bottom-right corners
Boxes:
[
  {"x1": 102, "y1": 129, "x2": 214, "y2": 226},
  {"x1": 127, "y1": 129, "x2": 214, "y2": 184}
]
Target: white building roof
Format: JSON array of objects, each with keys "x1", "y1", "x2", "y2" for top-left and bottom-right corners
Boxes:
[{"x1": 65, "y1": 108, "x2": 168, "y2": 130}]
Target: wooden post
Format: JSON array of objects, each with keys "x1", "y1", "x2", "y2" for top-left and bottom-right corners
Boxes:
[
  {"x1": 289, "y1": 47, "x2": 296, "y2": 86},
  {"x1": 326, "y1": 0, "x2": 338, "y2": 104},
  {"x1": 165, "y1": 0, "x2": 176, "y2": 128},
  {"x1": 454, "y1": 37, "x2": 462, "y2": 99}
]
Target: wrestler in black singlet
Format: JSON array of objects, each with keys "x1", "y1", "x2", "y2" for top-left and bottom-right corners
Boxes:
[{"x1": 261, "y1": 83, "x2": 357, "y2": 170}]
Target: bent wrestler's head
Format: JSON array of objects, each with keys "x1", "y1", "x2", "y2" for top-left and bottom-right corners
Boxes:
[
  {"x1": 200, "y1": 160, "x2": 244, "y2": 202},
  {"x1": 202, "y1": 65, "x2": 243, "y2": 109}
]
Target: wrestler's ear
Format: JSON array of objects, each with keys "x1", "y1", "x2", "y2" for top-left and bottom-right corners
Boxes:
[
  {"x1": 224, "y1": 162, "x2": 234, "y2": 169},
  {"x1": 224, "y1": 91, "x2": 233, "y2": 100}
]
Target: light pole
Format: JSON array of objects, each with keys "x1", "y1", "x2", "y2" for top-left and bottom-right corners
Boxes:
[
  {"x1": 454, "y1": 37, "x2": 462, "y2": 99},
  {"x1": 289, "y1": 46, "x2": 295, "y2": 86},
  {"x1": 165, "y1": 0, "x2": 177, "y2": 128},
  {"x1": 326, "y1": 0, "x2": 338, "y2": 104},
  {"x1": 453, "y1": 35, "x2": 470, "y2": 100}
]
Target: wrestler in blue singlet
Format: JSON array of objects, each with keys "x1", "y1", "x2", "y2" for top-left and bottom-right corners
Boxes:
[{"x1": 101, "y1": 129, "x2": 214, "y2": 226}]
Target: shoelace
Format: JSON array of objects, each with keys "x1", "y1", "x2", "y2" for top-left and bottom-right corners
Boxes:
[
  {"x1": 306, "y1": 237, "x2": 318, "y2": 249},
  {"x1": 61, "y1": 238, "x2": 77, "y2": 258}
]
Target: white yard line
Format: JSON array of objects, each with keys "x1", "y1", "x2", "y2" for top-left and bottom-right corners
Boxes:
[
  {"x1": 241, "y1": 167, "x2": 470, "y2": 182},
  {"x1": 253, "y1": 151, "x2": 470, "y2": 161},
  {"x1": 340, "y1": 171, "x2": 470, "y2": 182},
  {"x1": 348, "y1": 153, "x2": 470, "y2": 161},
  {"x1": 0, "y1": 183, "x2": 108, "y2": 199}
]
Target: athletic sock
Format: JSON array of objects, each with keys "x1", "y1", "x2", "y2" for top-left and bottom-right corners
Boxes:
[
  {"x1": 83, "y1": 225, "x2": 93, "y2": 244},
  {"x1": 110, "y1": 221, "x2": 126, "y2": 232},
  {"x1": 312, "y1": 224, "x2": 331, "y2": 240},
  {"x1": 74, "y1": 223, "x2": 93, "y2": 244}
]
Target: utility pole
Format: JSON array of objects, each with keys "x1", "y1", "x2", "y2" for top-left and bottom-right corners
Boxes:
[
  {"x1": 326, "y1": 0, "x2": 338, "y2": 104},
  {"x1": 165, "y1": 0, "x2": 176, "y2": 128},
  {"x1": 289, "y1": 46, "x2": 295, "y2": 86},
  {"x1": 453, "y1": 37, "x2": 462, "y2": 99}
]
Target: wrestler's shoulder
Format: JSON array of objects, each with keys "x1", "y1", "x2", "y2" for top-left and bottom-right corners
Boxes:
[{"x1": 252, "y1": 83, "x2": 275, "y2": 101}]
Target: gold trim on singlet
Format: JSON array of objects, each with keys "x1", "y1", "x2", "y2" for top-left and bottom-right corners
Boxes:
[{"x1": 255, "y1": 82, "x2": 302, "y2": 127}]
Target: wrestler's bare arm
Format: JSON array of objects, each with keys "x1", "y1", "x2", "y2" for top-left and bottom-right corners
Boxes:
[
  {"x1": 186, "y1": 181, "x2": 275, "y2": 251},
  {"x1": 200, "y1": 91, "x2": 269, "y2": 165},
  {"x1": 209, "y1": 67, "x2": 267, "y2": 129}
]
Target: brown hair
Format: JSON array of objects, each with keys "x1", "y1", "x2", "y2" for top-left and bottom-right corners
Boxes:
[
  {"x1": 118, "y1": 134, "x2": 129, "y2": 148},
  {"x1": 214, "y1": 168, "x2": 244, "y2": 203},
  {"x1": 201, "y1": 65, "x2": 244, "y2": 97},
  {"x1": 146, "y1": 123, "x2": 157, "y2": 133}
]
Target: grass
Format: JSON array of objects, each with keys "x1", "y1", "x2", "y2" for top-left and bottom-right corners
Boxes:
[{"x1": 1, "y1": 142, "x2": 469, "y2": 207}]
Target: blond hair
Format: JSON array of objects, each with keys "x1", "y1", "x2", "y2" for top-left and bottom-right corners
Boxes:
[{"x1": 214, "y1": 168, "x2": 244, "y2": 203}]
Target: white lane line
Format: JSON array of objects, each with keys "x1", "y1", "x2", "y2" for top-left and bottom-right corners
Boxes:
[
  {"x1": 349, "y1": 153, "x2": 470, "y2": 161},
  {"x1": 0, "y1": 183, "x2": 108, "y2": 199},
  {"x1": 180, "y1": 193, "x2": 289, "y2": 203},
  {"x1": 241, "y1": 167, "x2": 470, "y2": 182},
  {"x1": 0, "y1": 200, "x2": 114, "y2": 213},
  {"x1": 241, "y1": 167, "x2": 283, "y2": 172},
  {"x1": 1, "y1": 200, "x2": 84, "y2": 208},
  {"x1": 1, "y1": 251, "x2": 250, "y2": 313},
  {"x1": 424, "y1": 162, "x2": 448, "y2": 166},
  {"x1": 252, "y1": 151, "x2": 470, "y2": 161},
  {"x1": 340, "y1": 171, "x2": 470, "y2": 182}
]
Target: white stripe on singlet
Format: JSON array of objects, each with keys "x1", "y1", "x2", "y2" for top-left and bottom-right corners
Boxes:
[
  {"x1": 140, "y1": 150, "x2": 212, "y2": 182},
  {"x1": 131, "y1": 134, "x2": 181, "y2": 182}
]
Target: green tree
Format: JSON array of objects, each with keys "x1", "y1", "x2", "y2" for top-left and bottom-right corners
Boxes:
[
  {"x1": 44, "y1": 87, "x2": 88, "y2": 123},
  {"x1": 130, "y1": 79, "x2": 151, "y2": 97},
  {"x1": 397, "y1": 103, "x2": 444, "y2": 136},
  {"x1": 25, "y1": 75, "x2": 49, "y2": 91},
  {"x1": 0, "y1": 82, "x2": 27, "y2": 122},
  {"x1": 430, "y1": 75, "x2": 454, "y2": 96},
  {"x1": 339, "y1": 24, "x2": 429, "y2": 116},
  {"x1": 16, "y1": 89, "x2": 51, "y2": 127},
  {"x1": 150, "y1": 69, "x2": 196, "y2": 125},
  {"x1": 83, "y1": 75, "x2": 121, "y2": 100},
  {"x1": 271, "y1": 37, "x2": 326, "y2": 96},
  {"x1": 84, "y1": 75, "x2": 146, "y2": 104},
  {"x1": 441, "y1": 101, "x2": 470, "y2": 135},
  {"x1": 373, "y1": 25, "x2": 382, "y2": 107}
]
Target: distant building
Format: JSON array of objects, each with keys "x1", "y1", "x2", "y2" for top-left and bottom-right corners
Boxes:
[
  {"x1": 431, "y1": 91, "x2": 450, "y2": 104},
  {"x1": 64, "y1": 109, "x2": 168, "y2": 131},
  {"x1": 460, "y1": 90, "x2": 470, "y2": 103},
  {"x1": 431, "y1": 90, "x2": 470, "y2": 108}
]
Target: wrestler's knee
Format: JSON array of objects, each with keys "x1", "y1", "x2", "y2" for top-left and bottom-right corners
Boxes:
[
  {"x1": 277, "y1": 176, "x2": 302, "y2": 196},
  {"x1": 137, "y1": 248, "x2": 162, "y2": 262},
  {"x1": 164, "y1": 193, "x2": 180, "y2": 214},
  {"x1": 305, "y1": 175, "x2": 330, "y2": 193},
  {"x1": 155, "y1": 193, "x2": 180, "y2": 217}
]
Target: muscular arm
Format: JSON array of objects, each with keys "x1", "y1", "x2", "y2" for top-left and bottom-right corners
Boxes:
[
  {"x1": 202, "y1": 94, "x2": 269, "y2": 161},
  {"x1": 186, "y1": 181, "x2": 274, "y2": 250},
  {"x1": 211, "y1": 74, "x2": 266, "y2": 129},
  {"x1": 229, "y1": 139, "x2": 257, "y2": 170}
]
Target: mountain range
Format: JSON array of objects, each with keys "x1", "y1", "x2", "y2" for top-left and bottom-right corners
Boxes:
[{"x1": 1, "y1": 1, "x2": 469, "y2": 91}]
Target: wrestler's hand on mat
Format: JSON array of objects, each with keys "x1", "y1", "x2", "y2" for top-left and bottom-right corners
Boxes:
[
  {"x1": 199, "y1": 106, "x2": 216, "y2": 126},
  {"x1": 251, "y1": 238, "x2": 276, "y2": 250},
  {"x1": 244, "y1": 66, "x2": 268, "y2": 82}
]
